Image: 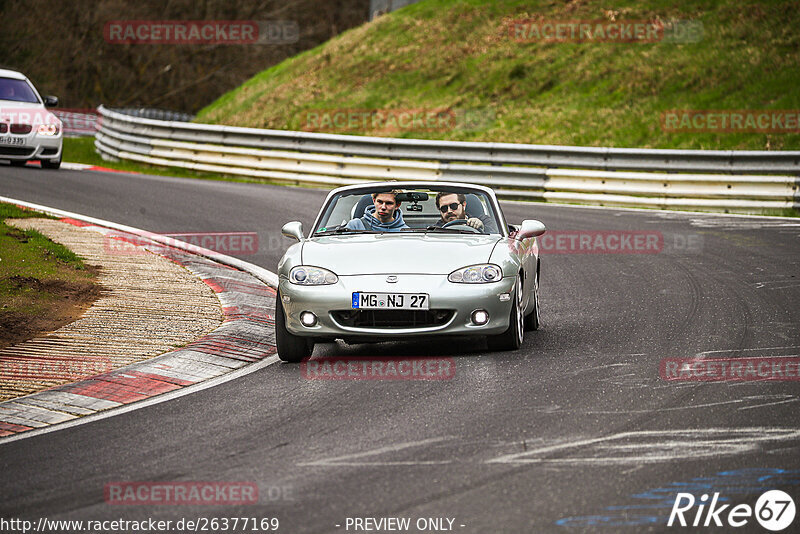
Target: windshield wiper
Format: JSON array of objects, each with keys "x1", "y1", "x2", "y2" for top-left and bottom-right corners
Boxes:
[
  {"x1": 421, "y1": 225, "x2": 475, "y2": 234},
  {"x1": 314, "y1": 225, "x2": 374, "y2": 236}
]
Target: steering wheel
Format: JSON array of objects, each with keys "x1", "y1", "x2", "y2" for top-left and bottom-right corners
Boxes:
[{"x1": 442, "y1": 219, "x2": 483, "y2": 234}]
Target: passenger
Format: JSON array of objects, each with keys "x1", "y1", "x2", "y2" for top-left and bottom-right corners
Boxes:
[
  {"x1": 434, "y1": 192, "x2": 497, "y2": 233},
  {"x1": 346, "y1": 190, "x2": 409, "y2": 232}
]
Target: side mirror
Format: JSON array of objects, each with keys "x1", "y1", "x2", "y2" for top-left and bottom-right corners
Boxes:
[
  {"x1": 43, "y1": 95, "x2": 59, "y2": 108},
  {"x1": 516, "y1": 219, "x2": 546, "y2": 239},
  {"x1": 281, "y1": 221, "x2": 304, "y2": 242}
]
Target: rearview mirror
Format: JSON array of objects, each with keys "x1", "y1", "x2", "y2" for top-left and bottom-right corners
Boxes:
[
  {"x1": 43, "y1": 95, "x2": 59, "y2": 108},
  {"x1": 395, "y1": 191, "x2": 428, "y2": 202},
  {"x1": 281, "y1": 221, "x2": 304, "y2": 242},
  {"x1": 515, "y1": 219, "x2": 546, "y2": 239}
]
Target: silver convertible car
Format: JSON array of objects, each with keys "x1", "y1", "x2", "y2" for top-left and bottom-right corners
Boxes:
[{"x1": 275, "y1": 181, "x2": 546, "y2": 362}]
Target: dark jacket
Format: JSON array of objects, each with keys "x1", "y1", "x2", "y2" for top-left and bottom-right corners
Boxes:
[{"x1": 434, "y1": 212, "x2": 498, "y2": 233}]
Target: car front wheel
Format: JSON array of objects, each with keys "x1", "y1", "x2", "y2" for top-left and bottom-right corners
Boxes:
[
  {"x1": 487, "y1": 275, "x2": 524, "y2": 351},
  {"x1": 524, "y1": 270, "x2": 540, "y2": 331},
  {"x1": 275, "y1": 291, "x2": 314, "y2": 362},
  {"x1": 41, "y1": 155, "x2": 61, "y2": 170}
]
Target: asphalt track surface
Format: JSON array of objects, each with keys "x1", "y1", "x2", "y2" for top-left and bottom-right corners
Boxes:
[{"x1": 1, "y1": 163, "x2": 799, "y2": 533}]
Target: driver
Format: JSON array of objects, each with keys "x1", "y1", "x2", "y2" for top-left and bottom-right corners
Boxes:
[
  {"x1": 435, "y1": 192, "x2": 497, "y2": 233},
  {"x1": 346, "y1": 190, "x2": 409, "y2": 232}
]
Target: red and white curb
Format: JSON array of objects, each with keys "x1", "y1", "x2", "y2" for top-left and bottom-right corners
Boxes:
[
  {"x1": 0, "y1": 197, "x2": 281, "y2": 443},
  {"x1": 62, "y1": 162, "x2": 140, "y2": 174}
]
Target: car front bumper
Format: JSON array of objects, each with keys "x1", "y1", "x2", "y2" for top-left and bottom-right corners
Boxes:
[
  {"x1": 0, "y1": 132, "x2": 62, "y2": 161},
  {"x1": 279, "y1": 274, "x2": 516, "y2": 339}
]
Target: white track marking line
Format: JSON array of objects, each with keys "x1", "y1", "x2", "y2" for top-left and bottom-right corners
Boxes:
[
  {"x1": 486, "y1": 428, "x2": 800, "y2": 465},
  {"x1": 297, "y1": 436, "x2": 454, "y2": 466}
]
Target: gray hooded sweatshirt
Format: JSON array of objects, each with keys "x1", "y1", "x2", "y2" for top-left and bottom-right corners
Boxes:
[{"x1": 346, "y1": 205, "x2": 409, "y2": 232}]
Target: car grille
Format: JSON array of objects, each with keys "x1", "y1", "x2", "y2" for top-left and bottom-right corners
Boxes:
[
  {"x1": 10, "y1": 124, "x2": 32, "y2": 134},
  {"x1": 332, "y1": 309, "x2": 454, "y2": 329},
  {"x1": 0, "y1": 147, "x2": 34, "y2": 156}
]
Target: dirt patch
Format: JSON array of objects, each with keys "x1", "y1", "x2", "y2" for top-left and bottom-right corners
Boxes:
[{"x1": 0, "y1": 266, "x2": 103, "y2": 349}]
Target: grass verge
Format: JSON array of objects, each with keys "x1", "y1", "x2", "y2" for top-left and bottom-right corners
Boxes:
[{"x1": 0, "y1": 202, "x2": 100, "y2": 348}]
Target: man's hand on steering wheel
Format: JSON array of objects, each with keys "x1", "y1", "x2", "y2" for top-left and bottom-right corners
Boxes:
[
  {"x1": 465, "y1": 217, "x2": 485, "y2": 231},
  {"x1": 442, "y1": 219, "x2": 483, "y2": 233}
]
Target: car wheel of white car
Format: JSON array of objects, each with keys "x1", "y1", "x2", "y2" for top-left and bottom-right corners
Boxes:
[
  {"x1": 41, "y1": 155, "x2": 61, "y2": 170},
  {"x1": 275, "y1": 291, "x2": 314, "y2": 362},
  {"x1": 487, "y1": 275, "x2": 524, "y2": 351},
  {"x1": 524, "y1": 270, "x2": 540, "y2": 331}
]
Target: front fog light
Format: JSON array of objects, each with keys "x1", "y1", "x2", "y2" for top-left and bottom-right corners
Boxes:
[
  {"x1": 471, "y1": 309, "x2": 489, "y2": 325},
  {"x1": 300, "y1": 311, "x2": 317, "y2": 327}
]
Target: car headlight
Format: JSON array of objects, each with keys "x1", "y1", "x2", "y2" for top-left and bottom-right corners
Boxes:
[
  {"x1": 37, "y1": 124, "x2": 60, "y2": 136},
  {"x1": 289, "y1": 266, "x2": 338, "y2": 285},
  {"x1": 448, "y1": 264, "x2": 502, "y2": 283}
]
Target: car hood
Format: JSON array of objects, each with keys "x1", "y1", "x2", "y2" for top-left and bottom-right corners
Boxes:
[
  {"x1": 0, "y1": 100, "x2": 43, "y2": 108},
  {"x1": 302, "y1": 233, "x2": 502, "y2": 275}
]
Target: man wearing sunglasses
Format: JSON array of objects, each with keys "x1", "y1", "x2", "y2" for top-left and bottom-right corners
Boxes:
[{"x1": 434, "y1": 192, "x2": 497, "y2": 233}]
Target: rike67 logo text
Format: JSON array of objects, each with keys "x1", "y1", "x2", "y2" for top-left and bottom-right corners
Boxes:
[{"x1": 668, "y1": 490, "x2": 795, "y2": 531}]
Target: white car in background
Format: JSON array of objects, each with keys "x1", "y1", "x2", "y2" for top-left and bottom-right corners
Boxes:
[{"x1": 0, "y1": 68, "x2": 62, "y2": 169}]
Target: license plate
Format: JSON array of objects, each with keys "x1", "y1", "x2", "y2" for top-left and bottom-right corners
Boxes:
[
  {"x1": 352, "y1": 292, "x2": 429, "y2": 310},
  {"x1": 0, "y1": 137, "x2": 24, "y2": 146}
]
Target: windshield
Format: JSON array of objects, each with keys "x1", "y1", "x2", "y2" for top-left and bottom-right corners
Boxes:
[
  {"x1": 313, "y1": 187, "x2": 503, "y2": 236},
  {"x1": 0, "y1": 77, "x2": 40, "y2": 103}
]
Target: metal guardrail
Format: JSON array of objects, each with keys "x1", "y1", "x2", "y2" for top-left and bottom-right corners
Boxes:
[
  {"x1": 95, "y1": 105, "x2": 799, "y2": 214},
  {"x1": 111, "y1": 107, "x2": 195, "y2": 122}
]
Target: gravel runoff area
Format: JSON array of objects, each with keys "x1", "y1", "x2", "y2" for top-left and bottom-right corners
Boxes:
[{"x1": 0, "y1": 218, "x2": 224, "y2": 402}]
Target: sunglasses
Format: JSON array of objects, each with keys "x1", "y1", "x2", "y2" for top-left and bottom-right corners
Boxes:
[{"x1": 439, "y1": 202, "x2": 462, "y2": 213}]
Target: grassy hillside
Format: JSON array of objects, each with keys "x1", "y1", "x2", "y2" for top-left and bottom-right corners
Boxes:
[{"x1": 196, "y1": 0, "x2": 800, "y2": 150}]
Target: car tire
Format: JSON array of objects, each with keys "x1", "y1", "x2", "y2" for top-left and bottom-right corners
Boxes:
[
  {"x1": 487, "y1": 275, "x2": 524, "y2": 351},
  {"x1": 41, "y1": 155, "x2": 61, "y2": 170},
  {"x1": 275, "y1": 291, "x2": 314, "y2": 362},
  {"x1": 524, "y1": 270, "x2": 540, "y2": 331}
]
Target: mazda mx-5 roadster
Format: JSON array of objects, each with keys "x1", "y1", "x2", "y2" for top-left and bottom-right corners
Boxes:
[{"x1": 275, "y1": 181, "x2": 546, "y2": 362}]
